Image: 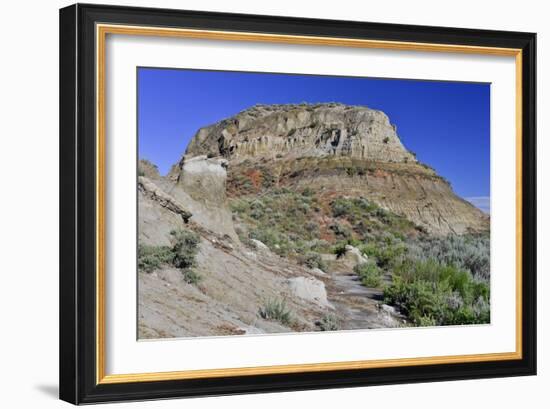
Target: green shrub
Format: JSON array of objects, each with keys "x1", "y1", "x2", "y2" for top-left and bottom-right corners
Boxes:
[
  {"x1": 376, "y1": 232, "x2": 491, "y2": 327},
  {"x1": 360, "y1": 239, "x2": 407, "y2": 270},
  {"x1": 300, "y1": 252, "x2": 327, "y2": 271},
  {"x1": 354, "y1": 261, "x2": 383, "y2": 287},
  {"x1": 258, "y1": 299, "x2": 292, "y2": 325},
  {"x1": 405, "y1": 234, "x2": 490, "y2": 281},
  {"x1": 230, "y1": 189, "x2": 326, "y2": 257},
  {"x1": 261, "y1": 168, "x2": 277, "y2": 189},
  {"x1": 416, "y1": 315, "x2": 437, "y2": 327},
  {"x1": 384, "y1": 277, "x2": 445, "y2": 324},
  {"x1": 384, "y1": 260, "x2": 490, "y2": 326},
  {"x1": 332, "y1": 241, "x2": 348, "y2": 258},
  {"x1": 329, "y1": 223, "x2": 352, "y2": 239},
  {"x1": 317, "y1": 314, "x2": 339, "y2": 331},
  {"x1": 393, "y1": 258, "x2": 441, "y2": 283},
  {"x1": 137, "y1": 229, "x2": 202, "y2": 284},
  {"x1": 331, "y1": 197, "x2": 374, "y2": 218},
  {"x1": 182, "y1": 269, "x2": 202, "y2": 285},
  {"x1": 304, "y1": 221, "x2": 319, "y2": 234},
  {"x1": 249, "y1": 227, "x2": 292, "y2": 255},
  {"x1": 137, "y1": 245, "x2": 173, "y2": 273},
  {"x1": 330, "y1": 197, "x2": 416, "y2": 240},
  {"x1": 170, "y1": 229, "x2": 201, "y2": 283},
  {"x1": 308, "y1": 239, "x2": 331, "y2": 253},
  {"x1": 229, "y1": 199, "x2": 250, "y2": 213},
  {"x1": 301, "y1": 187, "x2": 315, "y2": 196},
  {"x1": 171, "y1": 229, "x2": 201, "y2": 270}
]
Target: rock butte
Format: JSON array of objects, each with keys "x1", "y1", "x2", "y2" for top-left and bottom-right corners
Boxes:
[
  {"x1": 184, "y1": 103, "x2": 489, "y2": 235},
  {"x1": 186, "y1": 103, "x2": 416, "y2": 163}
]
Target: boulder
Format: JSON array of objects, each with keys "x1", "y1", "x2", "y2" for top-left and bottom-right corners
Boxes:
[
  {"x1": 250, "y1": 239, "x2": 269, "y2": 251},
  {"x1": 163, "y1": 155, "x2": 238, "y2": 241},
  {"x1": 310, "y1": 267, "x2": 328, "y2": 277},
  {"x1": 342, "y1": 245, "x2": 369, "y2": 267},
  {"x1": 287, "y1": 276, "x2": 332, "y2": 309},
  {"x1": 175, "y1": 155, "x2": 229, "y2": 205}
]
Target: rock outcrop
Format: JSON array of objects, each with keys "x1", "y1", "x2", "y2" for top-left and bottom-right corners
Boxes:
[
  {"x1": 138, "y1": 176, "x2": 192, "y2": 223},
  {"x1": 184, "y1": 103, "x2": 489, "y2": 235},
  {"x1": 142, "y1": 156, "x2": 238, "y2": 241},
  {"x1": 186, "y1": 103, "x2": 416, "y2": 163},
  {"x1": 168, "y1": 155, "x2": 229, "y2": 205},
  {"x1": 287, "y1": 276, "x2": 332, "y2": 309},
  {"x1": 138, "y1": 159, "x2": 161, "y2": 179},
  {"x1": 341, "y1": 245, "x2": 369, "y2": 268}
]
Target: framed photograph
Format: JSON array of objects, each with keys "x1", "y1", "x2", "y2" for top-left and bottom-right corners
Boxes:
[{"x1": 59, "y1": 3, "x2": 536, "y2": 404}]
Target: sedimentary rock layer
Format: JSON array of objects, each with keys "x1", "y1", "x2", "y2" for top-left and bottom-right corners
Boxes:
[{"x1": 183, "y1": 103, "x2": 488, "y2": 235}]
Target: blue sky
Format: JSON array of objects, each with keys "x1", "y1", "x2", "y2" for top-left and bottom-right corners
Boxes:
[{"x1": 138, "y1": 68, "x2": 490, "y2": 204}]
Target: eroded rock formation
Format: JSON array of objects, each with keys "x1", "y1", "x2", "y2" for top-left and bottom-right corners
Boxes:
[
  {"x1": 184, "y1": 103, "x2": 488, "y2": 235},
  {"x1": 186, "y1": 103, "x2": 416, "y2": 163}
]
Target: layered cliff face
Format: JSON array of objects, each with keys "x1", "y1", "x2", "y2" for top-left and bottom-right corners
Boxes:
[
  {"x1": 187, "y1": 103, "x2": 416, "y2": 163},
  {"x1": 185, "y1": 103, "x2": 488, "y2": 235}
]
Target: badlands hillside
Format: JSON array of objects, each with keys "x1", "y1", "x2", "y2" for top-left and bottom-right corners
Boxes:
[{"x1": 138, "y1": 103, "x2": 490, "y2": 339}]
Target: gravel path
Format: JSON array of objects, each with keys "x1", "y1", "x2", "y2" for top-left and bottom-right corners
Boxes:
[{"x1": 326, "y1": 270, "x2": 405, "y2": 330}]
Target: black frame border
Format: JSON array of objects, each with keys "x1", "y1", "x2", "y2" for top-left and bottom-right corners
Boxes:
[{"x1": 59, "y1": 3, "x2": 536, "y2": 404}]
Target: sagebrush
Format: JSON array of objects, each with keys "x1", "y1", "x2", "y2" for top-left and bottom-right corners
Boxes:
[{"x1": 137, "y1": 228, "x2": 202, "y2": 284}]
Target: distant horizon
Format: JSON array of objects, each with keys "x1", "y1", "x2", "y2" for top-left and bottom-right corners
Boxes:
[
  {"x1": 464, "y1": 197, "x2": 491, "y2": 214},
  {"x1": 138, "y1": 68, "x2": 490, "y2": 205}
]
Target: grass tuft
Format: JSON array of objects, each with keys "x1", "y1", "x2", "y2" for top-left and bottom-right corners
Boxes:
[{"x1": 258, "y1": 298, "x2": 292, "y2": 325}]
